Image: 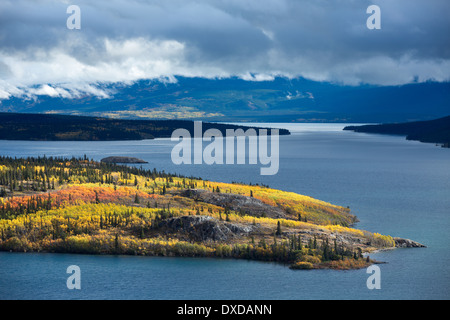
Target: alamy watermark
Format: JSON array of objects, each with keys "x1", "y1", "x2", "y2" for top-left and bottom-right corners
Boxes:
[
  {"x1": 367, "y1": 5, "x2": 381, "y2": 30},
  {"x1": 66, "y1": 5, "x2": 81, "y2": 30},
  {"x1": 366, "y1": 265, "x2": 381, "y2": 290},
  {"x1": 66, "y1": 265, "x2": 81, "y2": 290},
  {"x1": 65, "y1": 4, "x2": 381, "y2": 32},
  {"x1": 171, "y1": 121, "x2": 280, "y2": 176}
]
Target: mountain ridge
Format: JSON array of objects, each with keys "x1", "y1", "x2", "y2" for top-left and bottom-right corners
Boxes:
[{"x1": 1, "y1": 77, "x2": 449, "y2": 123}]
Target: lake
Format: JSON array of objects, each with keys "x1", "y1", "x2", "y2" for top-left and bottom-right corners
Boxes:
[{"x1": 0, "y1": 123, "x2": 449, "y2": 300}]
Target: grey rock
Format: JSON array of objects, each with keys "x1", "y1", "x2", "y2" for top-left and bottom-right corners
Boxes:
[
  {"x1": 182, "y1": 189, "x2": 286, "y2": 219},
  {"x1": 158, "y1": 215, "x2": 257, "y2": 242},
  {"x1": 393, "y1": 237, "x2": 426, "y2": 248}
]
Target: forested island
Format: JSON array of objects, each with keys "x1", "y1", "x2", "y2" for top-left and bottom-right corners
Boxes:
[
  {"x1": 0, "y1": 156, "x2": 424, "y2": 270},
  {"x1": 0, "y1": 113, "x2": 290, "y2": 141},
  {"x1": 344, "y1": 116, "x2": 450, "y2": 148},
  {"x1": 101, "y1": 157, "x2": 148, "y2": 164}
]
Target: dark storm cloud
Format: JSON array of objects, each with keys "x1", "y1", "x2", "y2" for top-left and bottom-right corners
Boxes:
[{"x1": 0, "y1": 0, "x2": 449, "y2": 98}]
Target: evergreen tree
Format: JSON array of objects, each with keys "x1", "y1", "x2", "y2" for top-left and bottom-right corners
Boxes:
[
  {"x1": 114, "y1": 234, "x2": 120, "y2": 252},
  {"x1": 298, "y1": 235, "x2": 302, "y2": 250},
  {"x1": 276, "y1": 221, "x2": 282, "y2": 236}
]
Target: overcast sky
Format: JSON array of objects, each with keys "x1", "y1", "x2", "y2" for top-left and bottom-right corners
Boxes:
[{"x1": 0, "y1": 0, "x2": 449, "y2": 99}]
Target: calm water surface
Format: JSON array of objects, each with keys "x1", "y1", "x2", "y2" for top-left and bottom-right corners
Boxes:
[{"x1": 0, "y1": 123, "x2": 449, "y2": 299}]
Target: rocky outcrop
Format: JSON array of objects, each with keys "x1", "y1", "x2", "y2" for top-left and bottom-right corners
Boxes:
[
  {"x1": 182, "y1": 189, "x2": 286, "y2": 219},
  {"x1": 393, "y1": 237, "x2": 426, "y2": 248},
  {"x1": 101, "y1": 156, "x2": 148, "y2": 164},
  {"x1": 158, "y1": 215, "x2": 258, "y2": 242}
]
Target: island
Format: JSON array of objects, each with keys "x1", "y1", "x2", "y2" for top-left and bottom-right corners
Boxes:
[
  {"x1": 0, "y1": 156, "x2": 424, "y2": 270},
  {"x1": 101, "y1": 157, "x2": 148, "y2": 164},
  {"x1": 343, "y1": 115, "x2": 450, "y2": 148},
  {"x1": 0, "y1": 112, "x2": 290, "y2": 141}
]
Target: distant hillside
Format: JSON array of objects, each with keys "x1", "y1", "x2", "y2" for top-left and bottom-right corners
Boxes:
[
  {"x1": 1, "y1": 77, "x2": 449, "y2": 123},
  {"x1": 344, "y1": 116, "x2": 450, "y2": 147},
  {"x1": 0, "y1": 113, "x2": 289, "y2": 141}
]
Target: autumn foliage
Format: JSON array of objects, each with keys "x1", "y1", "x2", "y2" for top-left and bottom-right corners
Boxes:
[{"x1": 0, "y1": 156, "x2": 394, "y2": 269}]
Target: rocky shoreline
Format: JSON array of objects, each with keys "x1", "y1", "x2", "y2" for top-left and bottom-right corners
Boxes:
[{"x1": 393, "y1": 237, "x2": 426, "y2": 248}]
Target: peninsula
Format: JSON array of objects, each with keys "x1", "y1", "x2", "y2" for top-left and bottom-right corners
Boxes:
[
  {"x1": 0, "y1": 113, "x2": 290, "y2": 141},
  {"x1": 0, "y1": 156, "x2": 424, "y2": 270},
  {"x1": 344, "y1": 115, "x2": 450, "y2": 148}
]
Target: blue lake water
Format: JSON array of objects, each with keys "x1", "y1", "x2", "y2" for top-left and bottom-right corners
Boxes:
[{"x1": 0, "y1": 123, "x2": 449, "y2": 300}]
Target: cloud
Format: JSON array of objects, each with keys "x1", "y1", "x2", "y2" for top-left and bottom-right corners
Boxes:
[
  {"x1": 0, "y1": 0, "x2": 449, "y2": 99},
  {"x1": 286, "y1": 91, "x2": 314, "y2": 100}
]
